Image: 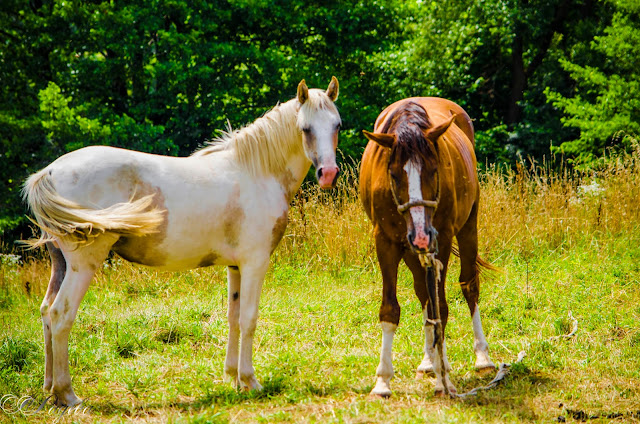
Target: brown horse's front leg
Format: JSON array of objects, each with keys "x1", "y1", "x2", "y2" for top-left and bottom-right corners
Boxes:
[
  {"x1": 370, "y1": 230, "x2": 403, "y2": 398},
  {"x1": 414, "y1": 235, "x2": 456, "y2": 396},
  {"x1": 425, "y1": 266, "x2": 456, "y2": 396}
]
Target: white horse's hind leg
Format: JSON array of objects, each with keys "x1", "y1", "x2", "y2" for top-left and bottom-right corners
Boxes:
[
  {"x1": 224, "y1": 266, "x2": 241, "y2": 387},
  {"x1": 237, "y1": 258, "x2": 269, "y2": 391},
  {"x1": 41, "y1": 242, "x2": 66, "y2": 392},
  {"x1": 49, "y1": 236, "x2": 114, "y2": 406}
]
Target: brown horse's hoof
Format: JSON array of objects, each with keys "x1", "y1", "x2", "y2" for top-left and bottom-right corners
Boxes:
[
  {"x1": 476, "y1": 364, "x2": 497, "y2": 375},
  {"x1": 434, "y1": 386, "x2": 458, "y2": 398},
  {"x1": 370, "y1": 378, "x2": 393, "y2": 398},
  {"x1": 415, "y1": 370, "x2": 435, "y2": 380},
  {"x1": 369, "y1": 391, "x2": 392, "y2": 400}
]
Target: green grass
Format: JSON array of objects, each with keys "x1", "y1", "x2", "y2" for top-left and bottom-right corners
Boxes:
[
  {"x1": 2, "y1": 233, "x2": 640, "y2": 423},
  {"x1": 2, "y1": 157, "x2": 640, "y2": 422}
]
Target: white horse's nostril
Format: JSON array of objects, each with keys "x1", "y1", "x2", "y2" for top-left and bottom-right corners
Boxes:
[{"x1": 317, "y1": 166, "x2": 339, "y2": 188}]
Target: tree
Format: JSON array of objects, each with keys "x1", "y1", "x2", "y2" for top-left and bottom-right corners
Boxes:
[
  {"x1": 546, "y1": 0, "x2": 640, "y2": 164},
  {"x1": 0, "y1": 0, "x2": 405, "y2": 244},
  {"x1": 384, "y1": 0, "x2": 608, "y2": 164}
]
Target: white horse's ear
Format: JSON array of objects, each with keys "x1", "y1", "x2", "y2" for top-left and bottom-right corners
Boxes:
[
  {"x1": 363, "y1": 130, "x2": 395, "y2": 148},
  {"x1": 326, "y1": 76, "x2": 339, "y2": 101},
  {"x1": 297, "y1": 79, "x2": 309, "y2": 105}
]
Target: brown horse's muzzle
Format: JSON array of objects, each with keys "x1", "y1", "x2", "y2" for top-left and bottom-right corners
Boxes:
[{"x1": 407, "y1": 225, "x2": 438, "y2": 255}]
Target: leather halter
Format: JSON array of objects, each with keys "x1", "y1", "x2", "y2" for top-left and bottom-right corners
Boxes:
[{"x1": 388, "y1": 164, "x2": 440, "y2": 214}]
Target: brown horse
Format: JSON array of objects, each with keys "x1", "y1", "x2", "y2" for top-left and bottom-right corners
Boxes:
[{"x1": 359, "y1": 97, "x2": 495, "y2": 397}]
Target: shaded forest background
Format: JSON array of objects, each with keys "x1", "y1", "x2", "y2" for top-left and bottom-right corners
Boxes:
[{"x1": 1, "y1": 0, "x2": 639, "y2": 246}]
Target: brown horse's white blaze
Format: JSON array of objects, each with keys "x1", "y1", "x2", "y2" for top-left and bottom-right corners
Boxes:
[
  {"x1": 23, "y1": 78, "x2": 341, "y2": 406},
  {"x1": 403, "y1": 160, "x2": 437, "y2": 253},
  {"x1": 360, "y1": 98, "x2": 495, "y2": 398}
]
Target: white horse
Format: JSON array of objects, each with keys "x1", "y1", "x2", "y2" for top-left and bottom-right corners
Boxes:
[{"x1": 23, "y1": 78, "x2": 341, "y2": 406}]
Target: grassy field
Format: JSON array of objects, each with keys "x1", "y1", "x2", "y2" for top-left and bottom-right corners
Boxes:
[{"x1": 2, "y1": 154, "x2": 640, "y2": 423}]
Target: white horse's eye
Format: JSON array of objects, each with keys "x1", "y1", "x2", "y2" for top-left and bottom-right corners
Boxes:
[{"x1": 302, "y1": 127, "x2": 311, "y2": 133}]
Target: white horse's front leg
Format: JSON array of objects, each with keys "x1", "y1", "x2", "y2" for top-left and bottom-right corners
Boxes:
[
  {"x1": 237, "y1": 258, "x2": 270, "y2": 391},
  {"x1": 224, "y1": 266, "x2": 241, "y2": 387}
]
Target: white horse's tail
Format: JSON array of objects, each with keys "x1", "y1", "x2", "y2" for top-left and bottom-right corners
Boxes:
[{"x1": 22, "y1": 169, "x2": 166, "y2": 248}]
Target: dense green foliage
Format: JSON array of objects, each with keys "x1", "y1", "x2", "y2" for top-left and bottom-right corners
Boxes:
[
  {"x1": 546, "y1": 0, "x2": 640, "y2": 164},
  {"x1": 1, "y1": 0, "x2": 639, "y2": 242}
]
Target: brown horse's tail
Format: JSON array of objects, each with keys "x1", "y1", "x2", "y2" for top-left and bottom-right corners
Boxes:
[
  {"x1": 22, "y1": 168, "x2": 165, "y2": 248},
  {"x1": 450, "y1": 244, "x2": 501, "y2": 276},
  {"x1": 475, "y1": 254, "x2": 500, "y2": 274}
]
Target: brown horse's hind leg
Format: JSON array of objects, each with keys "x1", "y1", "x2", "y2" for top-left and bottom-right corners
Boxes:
[
  {"x1": 370, "y1": 231, "x2": 403, "y2": 398},
  {"x1": 41, "y1": 241, "x2": 66, "y2": 392},
  {"x1": 456, "y1": 204, "x2": 495, "y2": 372}
]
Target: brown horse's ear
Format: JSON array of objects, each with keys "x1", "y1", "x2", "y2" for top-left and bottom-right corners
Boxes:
[
  {"x1": 363, "y1": 130, "x2": 396, "y2": 148},
  {"x1": 426, "y1": 114, "x2": 457, "y2": 141},
  {"x1": 326, "y1": 76, "x2": 339, "y2": 101},
  {"x1": 297, "y1": 79, "x2": 309, "y2": 105}
]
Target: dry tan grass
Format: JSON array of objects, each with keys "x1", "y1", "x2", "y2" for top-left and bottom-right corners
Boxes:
[
  {"x1": 279, "y1": 145, "x2": 640, "y2": 273},
  {"x1": 479, "y1": 152, "x2": 640, "y2": 260}
]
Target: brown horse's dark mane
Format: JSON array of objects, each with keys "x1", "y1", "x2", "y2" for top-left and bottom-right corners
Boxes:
[{"x1": 381, "y1": 102, "x2": 437, "y2": 167}]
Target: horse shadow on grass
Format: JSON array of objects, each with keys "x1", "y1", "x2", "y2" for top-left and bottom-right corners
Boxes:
[
  {"x1": 87, "y1": 374, "x2": 346, "y2": 419},
  {"x1": 447, "y1": 362, "x2": 557, "y2": 420},
  {"x1": 58, "y1": 363, "x2": 554, "y2": 420}
]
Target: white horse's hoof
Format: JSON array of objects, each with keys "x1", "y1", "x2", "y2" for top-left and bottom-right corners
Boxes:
[
  {"x1": 239, "y1": 374, "x2": 262, "y2": 391},
  {"x1": 223, "y1": 367, "x2": 239, "y2": 388},
  {"x1": 475, "y1": 348, "x2": 495, "y2": 372},
  {"x1": 52, "y1": 389, "x2": 81, "y2": 407}
]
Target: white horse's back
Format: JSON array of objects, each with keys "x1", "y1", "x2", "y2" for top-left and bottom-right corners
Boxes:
[{"x1": 27, "y1": 144, "x2": 288, "y2": 270}]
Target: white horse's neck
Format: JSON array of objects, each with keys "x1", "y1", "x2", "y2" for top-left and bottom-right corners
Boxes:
[
  {"x1": 250, "y1": 98, "x2": 312, "y2": 201},
  {"x1": 195, "y1": 99, "x2": 311, "y2": 202},
  {"x1": 280, "y1": 141, "x2": 313, "y2": 202}
]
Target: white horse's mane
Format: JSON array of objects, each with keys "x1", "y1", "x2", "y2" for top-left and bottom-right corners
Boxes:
[{"x1": 193, "y1": 89, "x2": 337, "y2": 177}]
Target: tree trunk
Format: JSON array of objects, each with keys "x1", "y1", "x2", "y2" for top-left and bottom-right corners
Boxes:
[
  {"x1": 507, "y1": 33, "x2": 526, "y2": 127},
  {"x1": 506, "y1": 0, "x2": 573, "y2": 127}
]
